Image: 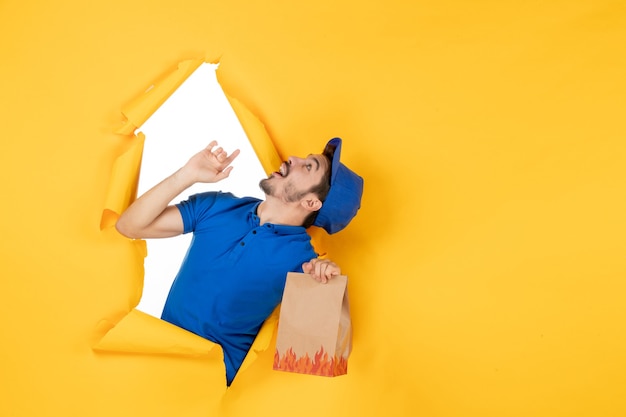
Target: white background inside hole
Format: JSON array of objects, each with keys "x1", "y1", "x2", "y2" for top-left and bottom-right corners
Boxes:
[{"x1": 135, "y1": 63, "x2": 267, "y2": 317}]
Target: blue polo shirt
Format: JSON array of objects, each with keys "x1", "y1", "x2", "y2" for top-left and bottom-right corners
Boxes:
[{"x1": 160, "y1": 191, "x2": 317, "y2": 385}]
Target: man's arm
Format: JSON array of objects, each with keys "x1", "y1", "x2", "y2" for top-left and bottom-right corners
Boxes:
[{"x1": 115, "y1": 141, "x2": 240, "y2": 239}]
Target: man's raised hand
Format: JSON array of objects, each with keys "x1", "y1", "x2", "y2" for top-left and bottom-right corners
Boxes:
[{"x1": 183, "y1": 141, "x2": 241, "y2": 184}]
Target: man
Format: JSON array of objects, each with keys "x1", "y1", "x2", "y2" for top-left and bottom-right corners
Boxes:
[{"x1": 116, "y1": 137, "x2": 363, "y2": 385}]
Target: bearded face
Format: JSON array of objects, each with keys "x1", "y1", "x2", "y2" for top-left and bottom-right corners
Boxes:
[{"x1": 259, "y1": 154, "x2": 329, "y2": 203}]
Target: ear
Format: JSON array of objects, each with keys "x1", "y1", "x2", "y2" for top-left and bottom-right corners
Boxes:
[{"x1": 300, "y1": 196, "x2": 322, "y2": 213}]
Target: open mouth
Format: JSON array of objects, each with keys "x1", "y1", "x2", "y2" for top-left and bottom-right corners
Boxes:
[{"x1": 273, "y1": 161, "x2": 289, "y2": 177}]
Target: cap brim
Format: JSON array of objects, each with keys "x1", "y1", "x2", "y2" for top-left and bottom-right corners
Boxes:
[{"x1": 324, "y1": 137, "x2": 343, "y2": 186}]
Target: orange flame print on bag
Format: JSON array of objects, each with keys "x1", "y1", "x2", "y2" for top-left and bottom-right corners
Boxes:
[{"x1": 273, "y1": 346, "x2": 348, "y2": 377}]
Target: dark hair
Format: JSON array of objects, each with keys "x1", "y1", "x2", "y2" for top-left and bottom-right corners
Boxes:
[{"x1": 302, "y1": 154, "x2": 332, "y2": 228}]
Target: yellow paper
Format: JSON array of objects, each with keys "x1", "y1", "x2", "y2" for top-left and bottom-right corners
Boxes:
[
  {"x1": 116, "y1": 59, "x2": 204, "y2": 135},
  {"x1": 2, "y1": 1, "x2": 625, "y2": 416},
  {"x1": 100, "y1": 133, "x2": 145, "y2": 229},
  {"x1": 94, "y1": 309, "x2": 222, "y2": 357}
]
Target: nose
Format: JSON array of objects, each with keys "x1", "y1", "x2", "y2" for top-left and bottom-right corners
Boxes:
[{"x1": 288, "y1": 156, "x2": 306, "y2": 166}]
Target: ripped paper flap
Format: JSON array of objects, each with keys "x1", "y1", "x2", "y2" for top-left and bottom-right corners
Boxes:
[{"x1": 94, "y1": 308, "x2": 222, "y2": 357}]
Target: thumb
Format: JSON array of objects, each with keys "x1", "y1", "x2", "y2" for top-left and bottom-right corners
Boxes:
[
  {"x1": 215, "y1": 166, "x2": 234, "y2": 181},
  {"x1": 301, "y1": 261, "x2": 312, "y2": 273}
]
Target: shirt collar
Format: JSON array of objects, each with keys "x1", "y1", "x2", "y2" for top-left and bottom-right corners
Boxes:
[{"x1": 248, "y1": 202, "x2": 309, "y2": 235}]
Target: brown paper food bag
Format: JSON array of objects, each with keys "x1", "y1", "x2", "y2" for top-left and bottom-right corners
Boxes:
[{"x1": 273, "y1": 272, "x2": 352, "y2": 377}]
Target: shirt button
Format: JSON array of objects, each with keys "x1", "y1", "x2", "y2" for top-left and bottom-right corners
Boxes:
[
  {"x1": 252, "y1": 230, "x2": 257, "y2": 234},
  {"x1": 240, "y1": 241, "x2": 245, "y2": 246}
]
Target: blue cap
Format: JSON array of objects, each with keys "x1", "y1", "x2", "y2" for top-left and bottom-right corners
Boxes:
[{"x1": 313, "y1": 138, "x2": 364, "y2": 234}]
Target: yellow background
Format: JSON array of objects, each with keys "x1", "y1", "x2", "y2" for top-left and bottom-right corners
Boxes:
[{"x1": 1, "y1": 1, "x2": 625, "y2": 416}]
